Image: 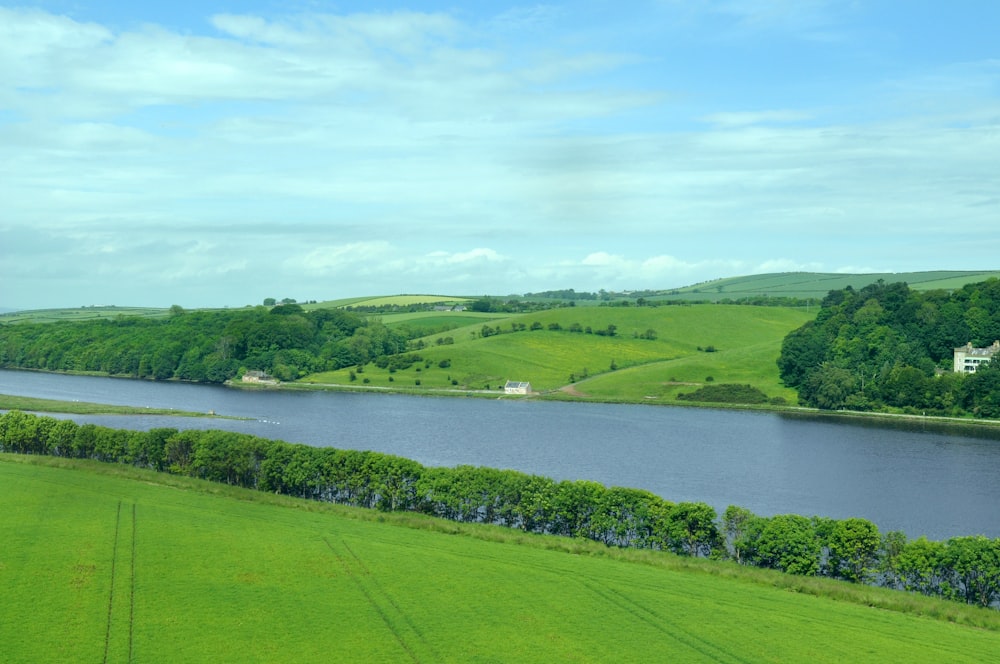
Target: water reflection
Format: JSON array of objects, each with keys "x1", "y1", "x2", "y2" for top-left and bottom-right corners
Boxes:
[{"x1": 2, "y1": 370, "x2": 999, "y2": 540}]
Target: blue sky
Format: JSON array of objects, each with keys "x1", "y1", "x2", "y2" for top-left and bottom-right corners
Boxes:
[{"x1": 2, "y1": 1, "x2": 998, "y2": 309}]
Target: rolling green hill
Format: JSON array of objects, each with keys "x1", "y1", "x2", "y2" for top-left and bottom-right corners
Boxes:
[
  {"x1": 657, "y1": 270, "x2": 1000, "y2": 302},
  {"x1": 7, "y1": 272, "x2": 997, "y2": 324},
  {"x1": 302, "y1": 294, "x2": 474, "y2": 310},
  {"x1": 302, "y1": 304, "x2": 813, "y2": 403},
  {"x1": 3, "y1": 455, "x2": 999, "y2": 663},
  {"x1": 0, "y1": 305, "x2": 174, "y2": 325}
]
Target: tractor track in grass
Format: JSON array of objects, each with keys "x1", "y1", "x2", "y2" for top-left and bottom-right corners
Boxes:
[
  {"x1": 322, "y1": 536, "x2": 437, "y2": 663},
  {"x1": 102, "y1": 500, "x2": 137, "y2": 664},
  {"x1": 339, "y1": 538, "x2": 436, "y2": 651},
  {"x1": 128, "y1": 503, "x2": 136, "y2": 664},
  {"x1": 103, "y1": 501, "x2": 121, "y2": 664},
  {"x1": 578, "y1": 578, "x2": 751, "y2": 663},
  {"x1": 354, "y1": 529, "x2": 754, "y2": 661}
]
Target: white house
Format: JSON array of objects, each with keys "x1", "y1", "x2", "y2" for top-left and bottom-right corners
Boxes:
[
  {"x1": 953, "y1": 341, "x2": 1000, "y2": 373},
  {"x1": 504, "y1": 380, "x2": 531, "y2": 395},
  {"x1": 242, "y1": 370, "x2": 276, "y2": 383}
]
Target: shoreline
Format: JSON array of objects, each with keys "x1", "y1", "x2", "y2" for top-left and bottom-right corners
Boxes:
[
  {"x1": 3, "y1": 367, "x2": 999, "y2": 432},
  {"x1": 246, "y1": 376, "x2": 1000, "y2": 433}
]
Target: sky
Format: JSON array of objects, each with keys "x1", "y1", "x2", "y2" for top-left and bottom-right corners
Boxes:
[{"x1": 2, "y1": 1, "x2": 999, "y2": 310}]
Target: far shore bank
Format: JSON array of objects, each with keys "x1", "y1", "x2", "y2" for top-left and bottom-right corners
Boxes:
[
  {"x1": 3, "y1": 367, "x2": 999, "y2": 432},
  {"x1": 0, "y1": 392, "x2": 239, "y2": 418},
  {"x1": 237, "y1": 376, "x2": 1000, "y2": 433}
]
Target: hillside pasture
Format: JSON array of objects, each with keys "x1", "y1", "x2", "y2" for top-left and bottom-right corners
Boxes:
[
  {"x1": 3, "y1": 456, "x2": 1000, "y2": 663},
  {"x1": 0, "y1": 306, "x2": 171, "y2": 325},
  {"x1": 303, "y1": 305, "x2": 812, "y2": 397},
  {"x1": 379, "y1": 311, "x2": 509, "y2": 336},
  {"x1": 311, "y1": 295, "x2": 473, "y2": 309},
  {"x1": 659, "y1": 271, "x2": 1000, "y2": 302}
]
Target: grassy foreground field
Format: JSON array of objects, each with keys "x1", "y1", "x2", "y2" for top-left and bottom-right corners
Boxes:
[{"x1": 4, "y1": 455, "x2": 1000, "y2": 663}]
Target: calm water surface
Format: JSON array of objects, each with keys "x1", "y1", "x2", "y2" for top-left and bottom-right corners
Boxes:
[{"x1": 3, "y1": 369, "x2": 999, "y2": 540}]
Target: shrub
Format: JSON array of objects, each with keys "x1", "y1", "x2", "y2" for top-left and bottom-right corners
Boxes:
[{"x1": 676, "y1": 384, "x2": 768, "y2": 404}]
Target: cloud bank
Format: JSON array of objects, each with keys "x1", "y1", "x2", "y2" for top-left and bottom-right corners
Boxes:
[{"x1": 1, "y1": 3, "x2": 998, "y2": 308}]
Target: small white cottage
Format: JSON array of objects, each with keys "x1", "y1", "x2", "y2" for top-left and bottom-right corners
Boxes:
[
  {"x1": 242, "y1": 370, "x2": 275, "y2": 383},
  {"x1": 504, "y1": 380, "x2": 531, "y2": 395}
]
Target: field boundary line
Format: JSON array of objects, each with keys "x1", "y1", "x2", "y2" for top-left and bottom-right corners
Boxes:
[
  {"x1": 581, "y1": 578, "x2": 749, "y2": 664},
  {"x1": 323, "y1": 537, "x2": 430, "y2": 663},
  {"x1": 103, "y1": 500, "x2": 122, "y2": 664},
  {"x1": 339, "y1": 538, "x2": 437, "y2": 656},
  {"x1": 128, "y1": 503, "x2": 136, "y2": 664}
]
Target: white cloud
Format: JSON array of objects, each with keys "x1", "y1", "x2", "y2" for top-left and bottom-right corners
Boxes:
[
  {"x1": 660, "y1": 0, "x2": 849, "y2": 39},
  {"x1": 700, "y1": 110, "x2": 812, "y2": 127},
  {"x1": 834, "y1": 265, "x2": 889, "y2": 275},
  {"x1": 428, "y1": 248, "x2": 506, "y2": 265},
  {"x1": 0, "y1": 7, "x2": 110, "y2": 59},
  {"x1": 2, "y1": 5, "x2": 998, "y2": 309},
  {"x1": 752, "y1": 259, "x2": 823, "y2": 274},
  {"x1": 294, "y1": 242, "x2": 395, "y2": 276},
  {"x1": 569, "y1": 252, "x2": 744, "y2": 287},
  {"x1": 490, "y1": 5, "x2": 567, "y2": 32}
]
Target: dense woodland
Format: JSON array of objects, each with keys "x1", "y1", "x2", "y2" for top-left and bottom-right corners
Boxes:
[
  {"x1": 778, "y1": 279, "x2": 1000, "y2": 417},
  {"x1": 0, "y1": 304, "x2": 407, "y2": 382},
  {"x1": 2, "y1": 409, "x2": 999, "y2": 609}
]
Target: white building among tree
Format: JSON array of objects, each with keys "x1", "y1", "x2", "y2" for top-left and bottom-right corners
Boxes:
[
  {"x1": 504, "y1": 380, "x2": 531, "y2": 395},
  {"x1": 953, "y1": 341, "x2": 1000, "y2": 373}
]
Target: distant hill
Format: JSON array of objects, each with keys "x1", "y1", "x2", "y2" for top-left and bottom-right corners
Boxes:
[
  {"x1": 655, "y1": 271, "x2": 1000, "y2": 302},
  {"x1": 0, "y1": 305, "x2": 173, "y2": 325},
  {"x1": 303, "y1": 294, "x2": 472, "y2": 310},
  {"x1": 5, "y1": 272, "x2": 998, "y2": 323}
]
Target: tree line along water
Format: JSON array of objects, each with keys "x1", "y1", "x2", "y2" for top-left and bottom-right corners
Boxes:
[{"x1": 3, "y1": 409, "x2": 1000, "y2": 610}]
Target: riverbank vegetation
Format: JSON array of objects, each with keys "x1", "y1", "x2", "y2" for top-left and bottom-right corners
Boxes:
[
  {"x1": 0, "y1": 393, "x2": 220, "y2": 417},
  {"x1": 6, "y1": 455, "x2": 999, "y2": 662},
  {"x1": 0, "y1": 304, "x2": 407, "y2": 383},
  {"x1": 4, "y1": 409, "x2": 1000, "y2": 614},
  {"x1": 0, "y1": 298, "x2": 813, "y2": 404},
  {"x1": 778, "y1": 278, "x2": 1000, "y2": 417},
  {"x1": 304, "y1": 304, "x2": 811, "y2": 402},
  {"x1": 4, "y1": 272, "x2": 1000, "y2": 419}
]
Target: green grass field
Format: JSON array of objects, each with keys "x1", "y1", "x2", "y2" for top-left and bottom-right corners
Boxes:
[
  {"x1": 303, "y1": 295, "x2": 474, "y2": 310},
  {"x1": 378, "y1": 311, "x2": 510, "y2": 336},
  {"x1": 657, "y1": 270, "x2": 1000, "y2": 302},
  {"x1": 0, "y1": 306, "x2": 172, "y2": 325},
  {"x1": 302, "y1": 304, "x2": 812, "y2": 402},
  {"x1": 3, "y1": 455, "x2": 999, "y2": 663},
  {"x1": 0, "y1": 394, "x2": 223, "y2": 417},
  {"x1": 8, "y1": 271, "x2": 997, "y2": 324}
]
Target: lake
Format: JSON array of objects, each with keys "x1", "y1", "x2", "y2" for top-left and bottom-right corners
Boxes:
[{"x1": 2, "y1": 369, "x2": 999, "y2": 540}]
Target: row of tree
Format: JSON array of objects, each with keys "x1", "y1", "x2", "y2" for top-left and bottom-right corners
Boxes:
[
  {"x1": 3, "y1": 410, "x2": 998, "y2": 608},
  {"x1": 778, "y1": 279, "x2": 1000, "y2": 416},
  {"x1": 0, "y1": 305, "x2": 408, "y2": 383}
]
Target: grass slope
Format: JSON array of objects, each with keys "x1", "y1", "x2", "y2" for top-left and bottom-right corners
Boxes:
[
  {"x1": 0, "y1": 306, "x2": 171, "y2": 325},
  {"x1": 3, "y1": 455, "x2": 999, "y2": 663},
  {"x1": 661, "y1": 270, "x2": 1000, "y2": 302},
  {"x1": 303, "y1": 304, "x2": 812, "y2": 403},
  {"x1": 303, "y1": 295, "x2": 473, "y2": 310},
  {"x1": 7, "y1": 272, "x2": 996, "y2": 324}
]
